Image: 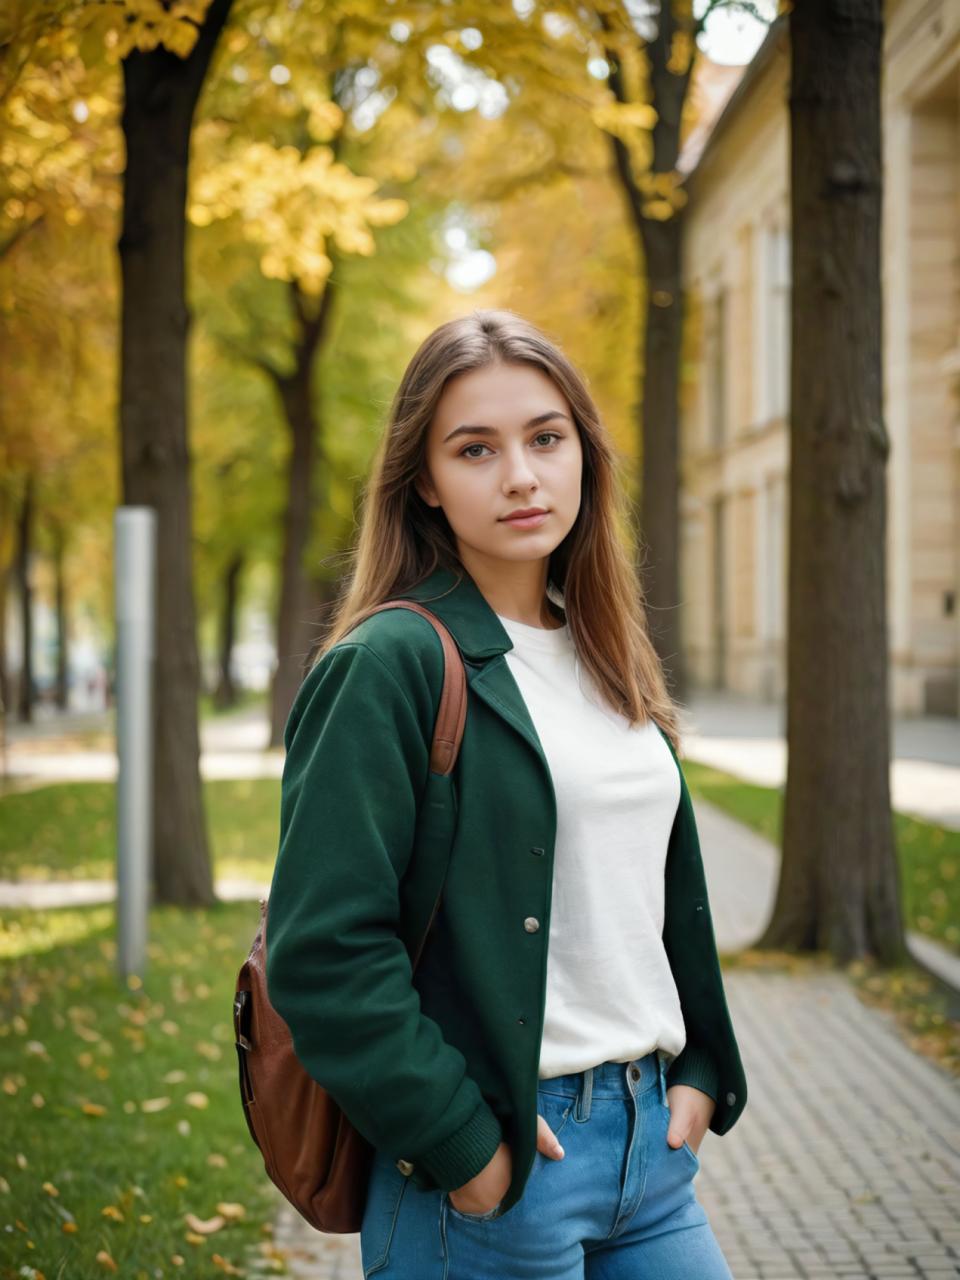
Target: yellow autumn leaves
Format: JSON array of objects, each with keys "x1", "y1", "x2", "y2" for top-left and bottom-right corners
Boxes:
[
  {"x1": 188, "y1": 136, "x2": 409, "y2": 295},
  {"x1": 69, "y1": 0, "x2": 216, "y2": 61}
]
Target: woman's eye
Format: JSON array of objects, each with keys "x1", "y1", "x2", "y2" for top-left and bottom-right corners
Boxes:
[{"x1": 458, "y1": 433, "x2": 561, "y2": 460}]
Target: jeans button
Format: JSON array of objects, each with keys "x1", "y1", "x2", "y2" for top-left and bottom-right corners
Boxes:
[{"x1": 629, "y1": 1065, "x2": 640, "y2": 1081}]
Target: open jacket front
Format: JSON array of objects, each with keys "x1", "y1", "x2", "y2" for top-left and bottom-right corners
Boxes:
[{"x1": 265, "y1": 564, "x2": 748, "y2": 1219}]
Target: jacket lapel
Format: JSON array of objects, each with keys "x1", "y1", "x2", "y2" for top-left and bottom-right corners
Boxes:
[
  {"x1": 395, "y1": 565, "x2": 551, "y2": 768},
  {"x1": 395, "y1": 564, "x2": 677, "y2": 773}
]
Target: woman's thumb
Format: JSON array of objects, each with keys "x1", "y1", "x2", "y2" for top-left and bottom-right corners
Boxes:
[{"x1": 536, "y1": 1115, "x2": 565, "y2": 1160}]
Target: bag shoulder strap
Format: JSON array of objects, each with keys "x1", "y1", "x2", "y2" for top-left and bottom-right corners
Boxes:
[{"x1": 350, "y1": 600, "x2": 467, "y2": 775}]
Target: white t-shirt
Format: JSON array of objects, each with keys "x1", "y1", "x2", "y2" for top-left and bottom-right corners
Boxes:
[{"x1": 494, "y1": 610, "x2": 686, "y2": 1080}]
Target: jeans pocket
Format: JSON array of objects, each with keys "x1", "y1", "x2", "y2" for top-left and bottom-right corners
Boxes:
[
  {"x1": 660, "y1": 1098, "x2": 701, "y2": 1170},
  {"x1": 444, "y1": 1192, "x2": 504, "y2": 1223},
  {"x1": 537, "y1": 1091, "x2": 574, "y2": 1141},
  {"x1": 360, "y1": 1155, "x2": 408, "y2": 1276}
]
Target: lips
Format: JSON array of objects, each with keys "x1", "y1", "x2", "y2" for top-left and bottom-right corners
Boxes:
[
  {"x1": 502, "y1": 509, "x2": 548, "y2": 521},
  {"x1": 501, "y1": 510, "x2": 550, "y2": 529}
]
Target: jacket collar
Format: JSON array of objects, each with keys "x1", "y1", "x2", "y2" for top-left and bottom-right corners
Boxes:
[
  {"x1": 394, "y1": 562, "x2": 679, "y2": 808},
  {"x1": 395, "y1": 564, "x2": 517, "y2": 661}
]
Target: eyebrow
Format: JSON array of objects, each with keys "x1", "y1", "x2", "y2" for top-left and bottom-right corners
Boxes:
[{"x1": 442, "y1": 410, "x2": 572, "y2": 445}]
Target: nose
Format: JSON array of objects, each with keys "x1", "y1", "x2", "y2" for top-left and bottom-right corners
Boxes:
[{"x1": 501, "y1": 443, "x2": 540, "y2": 494}]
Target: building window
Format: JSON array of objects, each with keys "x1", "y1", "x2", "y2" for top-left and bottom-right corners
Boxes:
[
  {"x1": 707, "y1": 286, "x2": 727, "y2": 450},
  {"x1": 764, "y1": 223, "x2": 791, "y2": 421}
]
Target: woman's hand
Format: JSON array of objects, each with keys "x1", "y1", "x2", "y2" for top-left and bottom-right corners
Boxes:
[
  {"x1": 447, "y1": 1141, "x2": 512, "y2": 1217},
  {"x1": 665, "y1": 1083, "x2": 716, "y2": 1156},
  {"x1": 447, "y1": 1112, "x2": 565, "y2": 1216}
]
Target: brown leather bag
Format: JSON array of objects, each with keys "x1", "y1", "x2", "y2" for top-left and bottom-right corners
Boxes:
[{"x1": 233, "y1": 601, "x2": 468, "y2": 1233}]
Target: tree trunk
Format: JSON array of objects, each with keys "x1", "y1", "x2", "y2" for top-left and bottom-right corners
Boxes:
[
  {"x1": 15, "y1": 473, "x2": 34, "y2": 723},
  {"x1": 0, "y1": 555, "x2": 9, "y2": 724},
  {"x1": 214, "y1": 551, "x2": 244, "y2": 709},
  {"x1": 267, "y1": 278, "x2": 336, "y2": 748},
  {"x1": 51, "y1": 517, "x2": 68, "y2": 711},
  {"x1": 638, "y1": 216, "x2": 685, "y2": 698},
  {"x1": 756, "y1": 0, "x2": 904, "y2": 964},
  {"x1": 118, "y1": 0, "x2": 232, "y2": 907},
  {"x1": 603, "y1": 10, "x2": 696, "y2": 701}
]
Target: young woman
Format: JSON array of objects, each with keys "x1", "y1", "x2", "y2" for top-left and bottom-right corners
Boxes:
[{"x1": 266, "y1": 309, "x2": 747, "y2": 1279}]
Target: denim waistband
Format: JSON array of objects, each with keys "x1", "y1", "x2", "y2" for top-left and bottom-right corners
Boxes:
[{"x1": 537, "y1": 1048, "x2": 667, "y2": 1121}]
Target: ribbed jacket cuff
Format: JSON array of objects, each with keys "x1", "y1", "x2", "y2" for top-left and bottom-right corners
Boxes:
[
  {"x1": 415, "y1": 1100, "x2": 504, "y2": 1192},
  {"x1": 665, "y1": 1044, "x2": 719, "y2": 1101}
]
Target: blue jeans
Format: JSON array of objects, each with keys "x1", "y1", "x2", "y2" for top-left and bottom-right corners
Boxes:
[{"x1": 360, "y1": 1048, "x2": 734, "y2": 1278}]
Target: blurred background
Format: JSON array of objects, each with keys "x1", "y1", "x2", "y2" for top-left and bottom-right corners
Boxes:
[{"x1": 1, "y1": 1, "x2": 959, "y2": 1278}]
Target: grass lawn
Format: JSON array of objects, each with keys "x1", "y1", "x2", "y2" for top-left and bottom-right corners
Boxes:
[
  {"x1": 0, "y1": 781, "x2": 281, "y2": 884},
  {"x1": 0, "y1": 900, "x2": 285, "y2": 1280},
  {"x1": 683, "y1": 759, "x2": 960, "y2": 957}
]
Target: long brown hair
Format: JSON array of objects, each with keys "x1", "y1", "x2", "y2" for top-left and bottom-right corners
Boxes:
[{"x1": 312, "y1": 308, "x2": 682, "y2": 752}]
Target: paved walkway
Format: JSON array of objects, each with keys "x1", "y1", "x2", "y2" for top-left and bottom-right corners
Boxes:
[
  {"x1": 0, "y1": 705, "x2": 283, "y2": 789},
  {"x1": 680, "y1": 690, "x2": 960, "y2": 831}
]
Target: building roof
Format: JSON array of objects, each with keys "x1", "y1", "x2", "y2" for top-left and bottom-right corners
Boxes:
[{"x1": 678, "y1": 14, "x2": 788, "y2": 186}]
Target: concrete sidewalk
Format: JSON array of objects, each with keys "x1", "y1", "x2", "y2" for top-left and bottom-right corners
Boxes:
[
  {"x1": 680, "y1": 690, "x2": 960, "y2": 831},
  {"x1": 0, "y1": 704, "x2": 283, "y2": 789}
]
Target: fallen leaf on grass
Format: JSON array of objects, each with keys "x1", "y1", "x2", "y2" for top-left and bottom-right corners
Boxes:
[
  {"x1": 211, "y1": 1254, "x2": 244, "y2": 1275},
  {"x1": 101, "y1": 1205, "x2": 124, "y2": 1221},
  {"x1": 216, "y1": 1203, "x2": 245, "y2": 1221},
  {"x1": 184, "y1": 1091, "x2": 209, "y2": 1109},
  {"x1": 184, "y1": 1213, "x2": 225, "y2": 1235},
  {"x1": 141, "y1": 1096, "x2": 171, "y2": 1112},
  {"x1": 81, "y1": 1102, "x2": 106, "y2": 1116},
  {"x1": 95, "y1": 1250, "x2": 118, "y2": 1271}
]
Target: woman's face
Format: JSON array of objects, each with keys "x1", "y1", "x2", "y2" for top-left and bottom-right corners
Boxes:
[{"x1": 415, "y1": 361, "x2": 583, "y2": 571}]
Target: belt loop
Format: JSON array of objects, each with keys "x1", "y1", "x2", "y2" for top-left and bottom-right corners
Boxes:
[{"x1": 576, "y1": 1066, "x2": 593, "y2": 1121}]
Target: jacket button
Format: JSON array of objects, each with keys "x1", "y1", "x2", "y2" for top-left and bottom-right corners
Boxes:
[
  {"x1": 523, "y1": 917, "x2": 540, "y2": 933},
  {"x1": 530, "y1": 847, "x2": 545, "y2": 857},
  {"x1": 396, "y1": 1158, "x2": 415, "y2": 1175},
  {"x1": 726, "y1": 1092, "x2": 736, "y2": 1105}
]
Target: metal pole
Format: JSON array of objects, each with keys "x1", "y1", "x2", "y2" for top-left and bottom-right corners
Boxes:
[{"x1": 114, "y1": 507, "x2": 156, "y2": 984}]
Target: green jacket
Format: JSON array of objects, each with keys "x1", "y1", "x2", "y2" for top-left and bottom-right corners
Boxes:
[{"x1": 265, "y1": 564, "x2": 747, "y2": 1217}]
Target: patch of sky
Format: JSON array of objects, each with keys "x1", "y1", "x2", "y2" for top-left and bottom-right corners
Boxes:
[{"x1": 425, "y1": 44, "x2": 508, "y2": 119}]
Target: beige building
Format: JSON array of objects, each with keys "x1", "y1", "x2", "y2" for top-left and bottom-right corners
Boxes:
[{"x1": 677, "y1": 1, "x2": 960, "y2": 716}]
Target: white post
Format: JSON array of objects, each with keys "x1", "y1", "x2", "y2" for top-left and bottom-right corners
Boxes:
[{"x1": 114, "y1": 507, "x2": 156, "y2": 984}]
